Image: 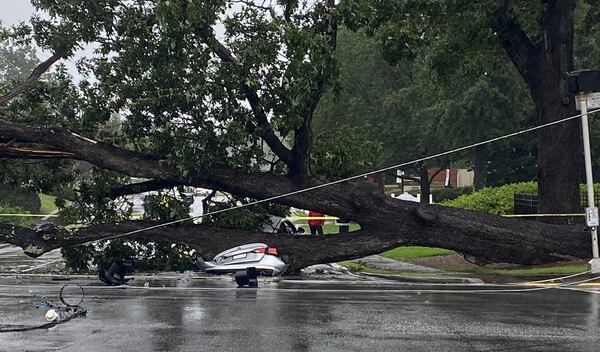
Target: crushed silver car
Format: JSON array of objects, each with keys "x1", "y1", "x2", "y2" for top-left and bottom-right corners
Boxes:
[{"x1": 196, "y1": 243, "x2": 287, "y2": 287}]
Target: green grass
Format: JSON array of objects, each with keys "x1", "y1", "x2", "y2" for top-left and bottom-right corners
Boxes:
[
  {"x1": 0, "y1": 204, "x2": 33, "y2": 227},
  {"x1": 323, "y1": 223, "x2": 361, "y2": 234},
  {"x1": 296, "y1": 222, "x2": 361, "y2": 234},
  {"x1": 381, "y1": 246, "x2": 455, "y2": 261},
  {"x1": 451, "y1": 264, "x2": 587, "y2": 276},
  {"x1": 39, "y1": 194, "x2": 58, "y2": 215},
  {"x1": 338, "y1": 261, "x2": 372, "y2": 272}
]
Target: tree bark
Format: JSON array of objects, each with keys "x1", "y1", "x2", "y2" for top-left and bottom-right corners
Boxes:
[
  {"x1": 496, "y1": 1, "x2": 582, "y2": 222},
  {"x1": 532, "y1": 1, "x2": 582, "y2": 220},
  {"x1": 374, "y1": 172, "x2": 385, "y2": 194},
  {"x1": 473, "y1": 145, "x2": 488, "y2": 191},
  {"x1": 198, "y1": 171, "x2": 591, "y2": 266},
  {"x1": 0, "y1": 222, "x2": 386, "y2": 274},
  {"x1": 419, "y1": 166, "x2": 444, "y2": 204},
  {"x1": 0, "y1": 187, "x2": 591, "y2": 272},
  {"x1": 289, "y1": 0, "x2": 337, "y2": 177},
  {"x1": 419, "y1": 166, "x2": 431, "y2": 204}
]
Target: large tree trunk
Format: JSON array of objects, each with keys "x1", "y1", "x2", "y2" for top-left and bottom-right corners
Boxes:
[
  {"x1": 496, "y1": 1, "x2": 582, "y2": 223},
  {"x1": 531, "y1": 3, "x2": 582, "y2": 220},
  {"x1": 0, "y1": 173, "x2": 593, "y2": 271}
]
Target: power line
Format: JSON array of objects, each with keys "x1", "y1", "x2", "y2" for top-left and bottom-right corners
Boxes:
[{"x1": 80, "y1": 108, "x2": 600, "y2": 244}]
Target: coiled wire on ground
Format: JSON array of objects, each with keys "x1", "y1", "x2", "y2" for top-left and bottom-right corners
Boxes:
[{"x1": 0, "y1": 283, "x2": 86, "y2": 333}]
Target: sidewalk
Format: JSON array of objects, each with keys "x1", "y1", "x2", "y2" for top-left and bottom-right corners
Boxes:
[
  {"x1": 348, "y1": 255, "x2": 484, "y2": 284},
  {"x1": 0, "y1": 244, "x2": 64, "y2": 273},
  {"x1": 351, "y1": 255, "x2": 442, "y2": 273}
]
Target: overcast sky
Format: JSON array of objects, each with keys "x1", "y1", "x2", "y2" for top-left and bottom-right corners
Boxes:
[
  {"x1": 1, "y1": 1, "x2": 91, "y2": 78},
  {"x1": 1, "y1": 1, "x2": 35, "y2": 26}
]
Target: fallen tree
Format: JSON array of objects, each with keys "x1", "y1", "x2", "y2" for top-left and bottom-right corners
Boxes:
[
  {"x1": 0, "y1": 175, "x2": 592, "y2": 272},
  {"x1": 0, "y1": 114, "x2": 594, "y2": 270},
  {"x1": 0, "y1": 0, "x2": 594, "y2": 271}
]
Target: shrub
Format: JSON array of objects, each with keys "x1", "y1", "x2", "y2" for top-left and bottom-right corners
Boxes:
[
  {"x1": 432, "y1": 187, "x2": 473, "y2": 203},
  {"x1": 0, "y1": 203, "x2": 33, "y2": 227},
  {"x1": 0, "y1": 184, "x2": 41, "y2": 213},
  {"x1": 441, "y1": 182, "x2": 537, "y2": 215}
]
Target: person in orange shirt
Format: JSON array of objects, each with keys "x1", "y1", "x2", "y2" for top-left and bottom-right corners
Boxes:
[{"x1": 307, "y1": 210, "x2": 325, "y2": 235}]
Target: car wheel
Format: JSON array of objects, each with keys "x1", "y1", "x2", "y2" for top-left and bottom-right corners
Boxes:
[{"x1": 235, "y1": 270, "x2": 249, "y2": 287}]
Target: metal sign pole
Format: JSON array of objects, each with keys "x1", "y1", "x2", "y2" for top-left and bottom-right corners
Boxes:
[{"x1": 578, "y1": 93, "x2": 600, "y2": 272}]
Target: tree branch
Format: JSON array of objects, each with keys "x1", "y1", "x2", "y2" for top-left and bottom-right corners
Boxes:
[
  {"x1": 494, "y1": 2, "x2": 539, "y2": 82},
  {"x1": 0, "y1": 221, "x2": 387, "y2": 273},
  {"x1": 0, "y1": 49, "x2": 69, "y2": 106},
  {"x1": 201, "y1": 189, "x2": 218, "y2": 212},
  {"x1": 0, "y1": 144, "x2": 76, "y2": 159},
  {"x1": 0, "y1": 117, "x2": 294, "y2": 203},
  {"x1": 290, "y1": 0, "x2": 337, "y2": 176},
  {"x1": 231, "y1": 0, "x2": 273, "y2": 11},
  {"x1": 195, "y1": 26, "x2": 294, "y2": 167},
  {"x1": 0, "y1": 116, "x2": 177, "y2": 179}
]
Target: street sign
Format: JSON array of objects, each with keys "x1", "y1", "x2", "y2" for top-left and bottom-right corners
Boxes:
[
  {"x1": 576, "y1": 92, "x2": 600, "y2": 111},
  {"x1": 586, "y1": 207, "x2": 599, "y2": 227},
  {"x1": 589, "y1": 92, "x2": 600, "y2": 109},
  {"x1": 396, "y1": 170, "x2": 404, "y2": 184}
]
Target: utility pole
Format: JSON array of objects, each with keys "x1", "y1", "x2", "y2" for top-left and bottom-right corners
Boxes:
[
  {"x1": 578, "y1": 93, "x2": 600, "y2": 272},
  {"x1": 568, "y1": 70, "x2": 600, "y2": 273}
]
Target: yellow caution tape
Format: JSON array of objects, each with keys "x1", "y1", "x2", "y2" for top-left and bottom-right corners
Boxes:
[
  {"x1": 0, "y1": 214, "x2": 59, "y2": 217},
  {"x1": 288, "y1": 216, "x2": 339, "y2": 220},
  {"x1": 502, "y1": 214, "x2": 584, "y2": 218}
]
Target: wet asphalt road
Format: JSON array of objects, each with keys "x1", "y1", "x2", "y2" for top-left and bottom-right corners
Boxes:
[{"x1": 0, "y1": 277, "x2": 599, "y2": 352}]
